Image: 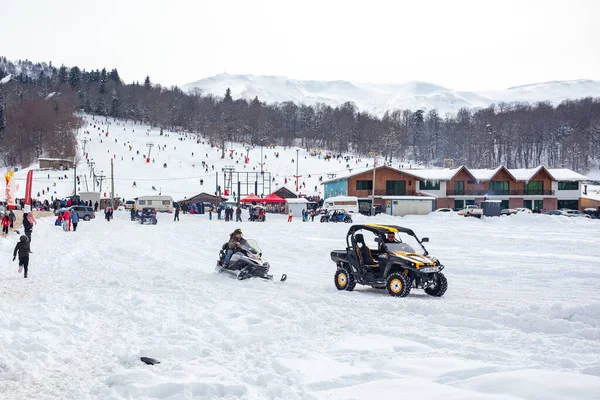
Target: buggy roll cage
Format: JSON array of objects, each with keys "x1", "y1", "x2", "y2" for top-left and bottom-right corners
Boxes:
[{"x1": 345, "y1": 224, "x2": 430, "y2": 256}]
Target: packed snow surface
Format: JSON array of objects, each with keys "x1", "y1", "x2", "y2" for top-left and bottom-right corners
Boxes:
[{"x1": 1, "y1": 212, "x2": 600, "y2": 399}]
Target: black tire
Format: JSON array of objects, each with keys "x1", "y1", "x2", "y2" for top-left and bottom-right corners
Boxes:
[
  {"x1": 334, "y1": 268, "x2": 354, "y2": 291},
  {"x1": 385, "y1": 272, "x2": 411, "y2": 297},
  {"x1": 344, "y1": 216, "x2": 352, "y2": 223},
  {"x1": 425, "y1": 273, "x2": 448, "y2": 297},
  {"x1": 321, "y1": 217, "x2": 328, "y2": 223},
  {"x1": 83, "y1": 215, "x2": 91, "y2": 221}
]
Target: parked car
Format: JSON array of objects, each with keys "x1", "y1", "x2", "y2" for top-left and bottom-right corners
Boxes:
[
  {"x1": 501, "y1": 209, "x2": 518, "y2": 216},
  {"x1": 515, "y1": 208, "x2": 533, "y2": 214},
  {"x1": 562, "y1": 209, "x2": 591, "y2": 218},
  {"x1": 321, "y1": 209, "x2": 353, "y2": 223},
  {"x1": 458, "y1": 205, "x2": 483, "y2": 218},
  {"x1": 434, "y1": 208, "x2": 454, "y2": 213},
  {"x1": 543, "y1": 210, "x2": 564, "y2": 216},
  {"x1": 69, "y1": 205, "x2": 96, "y2": 221},
  {"x1": 124, "y1": 200, "x2": 136, "y2": 210},
  {"x1": 583, "y1": 208, "x2": 599, "y2": 218}
]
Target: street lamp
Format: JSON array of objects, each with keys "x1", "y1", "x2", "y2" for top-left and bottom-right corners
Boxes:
[{"x1": 295, "y1": 149, "x2": 299, "y2": 192}]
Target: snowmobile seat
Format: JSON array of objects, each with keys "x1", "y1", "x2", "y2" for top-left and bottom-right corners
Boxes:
[{"x1": 354, "y1": 234, "x2": 378, "y2": 268}]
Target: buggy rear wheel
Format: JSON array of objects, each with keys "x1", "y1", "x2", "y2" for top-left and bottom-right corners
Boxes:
[
  {"x1": 425, "y1": 272, "x2": 447, "y2": 297},
  {"x1": 386, "y1": 272, "x2": 411, "y2": 297},
  {"x1": 334, "y1": 268, "x2": 355, "y2": 291}
]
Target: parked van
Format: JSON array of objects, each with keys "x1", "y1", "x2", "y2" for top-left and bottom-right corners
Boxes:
[
  {"x1": 322, "y1": 196, "x2": 359, "y2": 214},
  {"x1": 135, "y1": 195, "x2": 174, "y2": 213}
]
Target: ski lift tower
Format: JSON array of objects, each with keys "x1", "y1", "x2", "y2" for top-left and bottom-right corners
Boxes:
[
  {"x1": 146, "y1": 142, "x2": 154, "y2": 163},
  {"x1": 222, "y1": 165, "x2": 235, "y2": 198},
  {"x1": 368, "y1": 151, "x2": 378, "y2": 216}
]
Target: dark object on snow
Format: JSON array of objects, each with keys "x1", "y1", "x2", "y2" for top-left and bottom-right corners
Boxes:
[{"x1": 140, "y1": 357, "x2": 160, "y2": 365}]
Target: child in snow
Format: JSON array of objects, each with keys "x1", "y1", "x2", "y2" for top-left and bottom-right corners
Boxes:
[
  {"x1": 2, "y1": 213, "x2": 10, "y2": 235},
  {"x1": 13, "y1": 235, "x2": 32, "y2": 278},
  {"x1": 287, "y1": 210, "x2": 293, "y2": 222}
]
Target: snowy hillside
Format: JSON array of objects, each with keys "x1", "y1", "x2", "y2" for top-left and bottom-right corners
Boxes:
[
  {"x1": 5, "y1": 114, "x2": 384, "y2": 203},
  {"x1": 182, "y1": 74, "x2": 600, "y2": 115}
]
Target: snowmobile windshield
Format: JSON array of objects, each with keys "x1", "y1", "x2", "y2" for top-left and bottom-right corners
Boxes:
[
  {"x1": 240, "y1": 239, "x2": 261, "y2": 254},
  {"x1": 385, "y1": 242, "x2": 416, "y2": 254}
]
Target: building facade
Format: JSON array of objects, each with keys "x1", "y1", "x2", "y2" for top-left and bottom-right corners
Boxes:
[{"x1": 322, "y1": 165, "x2": 589, "y2": 212}]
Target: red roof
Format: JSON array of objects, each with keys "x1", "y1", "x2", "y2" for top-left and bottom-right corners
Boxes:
[
  {"x1": 263, "y1": 193, "x2": 286, "y2": 203},
  {"x1": 239, "y1": 193, "x2": 263, "y2": 203}
]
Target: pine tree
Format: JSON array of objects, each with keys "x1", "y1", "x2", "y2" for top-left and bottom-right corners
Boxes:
[
  {"x1": 110, "y1": 89, "x2": 120, "y2": 117},
  {"x1": 224, "y1": 87, "x2": 233, "y2": 103},
  {"x1": 68, "y1": 66, "x2": 81, "y2": 88},
  {"x1": 144, "y1": 75, "x2": 151, "y2": 90},
  {"x1": 109, "y1": 68, "x2": 121, "y2": 85},
  {"x1": 57, "y1": 65, "x2": 68, "y2": 84}
]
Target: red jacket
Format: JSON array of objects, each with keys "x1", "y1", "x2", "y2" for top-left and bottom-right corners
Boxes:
[{"x1": 1, "y1": 215, "x2": 10, "y2": 226}]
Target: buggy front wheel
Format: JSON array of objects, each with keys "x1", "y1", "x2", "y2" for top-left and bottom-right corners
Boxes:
[
  {"x1": 386, "y1": 272, "x2": 411, "y2": 297},
  {"x1": 425, "y1": 273, "x2": 447, "y2": 297}
]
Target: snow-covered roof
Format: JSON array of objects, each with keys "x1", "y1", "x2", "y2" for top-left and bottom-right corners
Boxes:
[
  {"x1": 398, "y1": 167, "x2": 464, "y2": 181},
  {"x1": 285, "y1": 198, "x2": 308, "y2": 204},
  {"x1": 508, "y1": 166, "x2": 545, "y2": 181},
  {"x1": 321, "y1": 166, "x2": 389, "y2": 184},
  {"x1": 0, "y1": 74, "x2": 13, "y2": 84},
  {"x1": 546, "y1": 168, "x2": 589, "y2": 181},
  {"x1": 468, "y1": 166, "x2": 504, "y2": 181},
  {"x1": 325, "y1": 195, "x2": 358, "y2": 202}
]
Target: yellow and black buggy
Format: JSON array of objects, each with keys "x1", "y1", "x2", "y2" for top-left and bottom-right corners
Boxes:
[{"x1": 330, "y1": 224, "x2": 447, "y2": 297}]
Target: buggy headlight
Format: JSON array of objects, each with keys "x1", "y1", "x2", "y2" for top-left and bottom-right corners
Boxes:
[{"x1": 420, "y1": 267, "x2": 440, "y2": 273}]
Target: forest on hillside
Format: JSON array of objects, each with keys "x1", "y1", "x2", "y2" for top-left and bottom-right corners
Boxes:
[{"x1": 1, "y1": 57, "x2": 599, "y2": 172}]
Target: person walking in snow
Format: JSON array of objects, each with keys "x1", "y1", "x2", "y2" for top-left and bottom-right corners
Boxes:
[
  {"x1": 2, "y1": 213, "x2": 10, "y2": 236},
  {"x1": 71, "y1": 210, "x2": 79, "y2": 231},
  {"x1": 62, "y1": 209, "x2": 71, "y2": 232},
  {"x1": 22, "y1": 212, "x2": 35, "y2": 244},
  {"x1": 174, "y1": 205, "x2": 180, "y2": 221},
  {"x1": 8, "y1": 209, "x2": 16, "y2": 228},
  {"x1": 13, "y1": 235, "x2": 32, "y2": 278},
  {"x1": 235, "y1": 206, "x2": 242, "y2": 222},
  {"x1": 287, "y1": 210, "x2": 293, "y2": 222}
]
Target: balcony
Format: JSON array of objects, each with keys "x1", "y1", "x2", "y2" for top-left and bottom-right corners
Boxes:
[{"x1": 446, "y1": 189, "x2": 555, "y2": 196}]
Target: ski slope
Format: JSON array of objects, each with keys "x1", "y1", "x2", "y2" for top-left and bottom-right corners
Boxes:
[
  {"x1": 0, "y1": 211, "x2": 599, "y2": 399},
  {"x1": 7, "y1": 114, "x2": 386, "y2": 204}
]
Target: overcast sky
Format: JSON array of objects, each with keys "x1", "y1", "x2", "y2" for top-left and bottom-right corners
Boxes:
[{"x1": 1, "y1": 0, "x2": 598, "y2": 91}]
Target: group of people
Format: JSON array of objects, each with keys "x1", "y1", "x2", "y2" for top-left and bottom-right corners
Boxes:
[{"x1": 54, "y1": 208, "x2": 80, "y2": 231}]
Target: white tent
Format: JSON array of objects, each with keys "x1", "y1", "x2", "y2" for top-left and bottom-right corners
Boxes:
[{"x1": 285, "y1": 198, "x2": 308, "y2": 218}]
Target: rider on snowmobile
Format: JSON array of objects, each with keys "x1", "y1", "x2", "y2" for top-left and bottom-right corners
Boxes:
[{"x1": 224, "y1": 228, "x2": 247, "y2": 265}]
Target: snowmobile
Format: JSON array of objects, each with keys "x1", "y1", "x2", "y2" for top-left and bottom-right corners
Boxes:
[{"x1": 216, "y1": 239, "x2": 287, "y2": 281}]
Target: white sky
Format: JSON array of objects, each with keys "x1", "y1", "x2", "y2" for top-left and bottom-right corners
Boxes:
[{"x1": 1, "y1": 0, "x2": 598, "y2": 91}]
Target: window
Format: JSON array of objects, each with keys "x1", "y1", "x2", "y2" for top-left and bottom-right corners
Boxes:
[
  {"x1": 524, "y1": 181, "x2": 544, "y2": 194},
  {"x1": 162, "y1": 200, "x2": 171, "y2": 205},
  {"x1": 422, "y1": 181, "x2": 440, "y2": 190},
  {"x1": 386, "y1": 180, "x2": 406, "y2": 195},
  {"x1": 454, "y1": 181, "x2": 465, "y2": 195},
  {"x1": 454, "y1": 200, "x2": 464, "y2": 209},
  {"x1": 533, "y1": 200, "x2": 543, "y2": 211},
  {"x1": 500, "y1": 200, "x2": 509, "y2": 209},
  {"x1": 147, "y1": 200, "x2": 153, "y2": 205},
  {"x1": 465, "y1": 199, "x2": 475, "y2": 206},
  {"x1": 139, "y1": 200, "x2": 146, "y2": 205},
  {"x1": 489, "y1": 181, "x2": 508, "y2": 194},
  {"x1": 558, "y1": 182, "x2": 578, "y2": 190},
  {"x1": 557, "y1": 200, "x2": 578, "y2": 210},
  {"x1": 467, "y1": 180, "x2": 476, "y2": 185},
  {"x1": 523, "y1": 200, "x2": 532, "y2": 210},
  {"x1": 356, "y1": 180, "x2": 373, "y2": 190}
]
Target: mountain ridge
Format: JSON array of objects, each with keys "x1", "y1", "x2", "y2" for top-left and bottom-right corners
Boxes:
[{"x1": 182, "y1": 74, "x2": 600, "y2": 115}]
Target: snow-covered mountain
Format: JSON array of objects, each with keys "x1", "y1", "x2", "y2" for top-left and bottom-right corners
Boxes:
[{"x1": 182, "y1": 74, "x2": 600, "y2": 115}]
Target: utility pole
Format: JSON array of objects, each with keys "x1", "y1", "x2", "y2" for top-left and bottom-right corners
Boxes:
[
  {"x1": 89, "y1": 161, "x2": 95, "y2": 178},
  {"x1": 260, "y1": 144, "x2": 264, "y2": 173},
  {"x1": 110, "y1": 158, "x2": 115, "y2": 209},
  {"x1": 82, "y1": 139, "x2": 88, "y2": 156},
  {"x1": 146, "y1": 142, "x2": 154, "y2": 162},
  {"x1": 294, "y1": 148, "x2": 302, "y2": 192},
  {"x1": 368, "y1": 151, "x2": 378, "y2": 216},
  {"x1": 97, "y1": 171, "x2": 105, "y2": 194},
  {"x1": 73, "y1": 162, "x2": 77, "y2": 196}
]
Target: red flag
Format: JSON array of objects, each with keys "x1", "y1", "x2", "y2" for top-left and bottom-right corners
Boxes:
[{"x1": 24, "y1": 170, "x2": 33, "y2": 212}]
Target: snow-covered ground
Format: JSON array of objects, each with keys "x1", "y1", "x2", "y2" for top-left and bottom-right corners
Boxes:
[{"x1": 1, "y1": 211, "x2": 599, "y2": 399}]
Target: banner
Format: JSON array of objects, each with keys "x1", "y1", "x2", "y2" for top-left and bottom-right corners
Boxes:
[
  {"x1": 4, "y1": 171, "x2": 15, "y2": 208},
  {"x1": 24, "y1": 170, "x2": 33, "y2": 212}
]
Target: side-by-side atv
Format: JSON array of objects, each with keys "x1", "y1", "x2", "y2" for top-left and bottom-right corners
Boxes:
[{"x1": 330, "y1": 224, "x2": 447, "y2": 297}]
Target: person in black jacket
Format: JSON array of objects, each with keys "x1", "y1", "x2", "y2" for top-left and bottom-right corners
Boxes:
[
  {"x1": 22, "y1": 212, "x2": 33, "y2": 244},
  {"x1": 13, "y1": 235, "x2": 32, "y2": 278}
]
